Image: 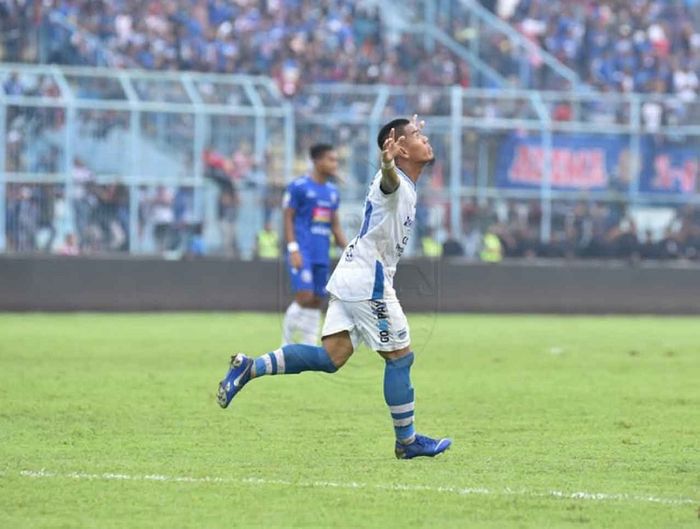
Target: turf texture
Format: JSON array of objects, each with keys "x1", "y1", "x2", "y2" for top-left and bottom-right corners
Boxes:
[{"x1": 0, "y1": 313, "x2": 698, "y2": 528}]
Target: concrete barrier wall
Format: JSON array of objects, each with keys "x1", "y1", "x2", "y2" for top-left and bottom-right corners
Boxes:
[{"x1": 1, "y1": 256, "x2": 699, "y2": 314}]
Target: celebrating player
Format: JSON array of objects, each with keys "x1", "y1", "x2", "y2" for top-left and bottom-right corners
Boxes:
[
  {"x1": 217, "y1": 116, "x2": 451, "y2": 459},
  {"x1": 281, "y1": 144, "x2": 347, "y2": 345}
]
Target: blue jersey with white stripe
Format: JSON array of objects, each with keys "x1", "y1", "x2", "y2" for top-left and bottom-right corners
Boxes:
[
  {"x1": 326, "y1": 168, "x2": 417, "y2": 302},
  {"x1": 283, "y1": 176, "x2": 340, "y2": 264}
]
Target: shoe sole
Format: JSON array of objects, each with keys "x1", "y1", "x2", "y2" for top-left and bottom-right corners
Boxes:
[
  {"x1": 217, "y1": 354, "x2": 245, "y2": 409},
  {"x1": 216, "y1": 383, "x2": 229, "y2": 408}
]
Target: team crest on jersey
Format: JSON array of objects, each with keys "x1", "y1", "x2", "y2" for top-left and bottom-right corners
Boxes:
[
  {"x1": 344, "y1": 242, "x2": 355, "y2": 262},
  {"x1": 312, "y1": 207, "x2": 332, "y2": 223}
]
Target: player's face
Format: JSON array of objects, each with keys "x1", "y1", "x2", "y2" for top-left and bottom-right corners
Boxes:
[
  {"x1": 315, "y1": 150, "x2": 339, "y2": 178},
  {"x1": 401, "y1": 123, "x2": 434, "y2": 164}
]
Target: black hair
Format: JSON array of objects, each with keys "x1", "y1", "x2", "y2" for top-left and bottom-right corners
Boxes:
[
  {"x1": 309, "y1": 143, "x2": 334, "y2": 161},
  {"x1": 377, "y1": 118, "x2": 410, "y2": 149}
]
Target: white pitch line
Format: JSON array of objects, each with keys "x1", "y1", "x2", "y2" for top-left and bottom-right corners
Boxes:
[{"x1": 4, "y1": 469, "x2": 696, "y2": 507}]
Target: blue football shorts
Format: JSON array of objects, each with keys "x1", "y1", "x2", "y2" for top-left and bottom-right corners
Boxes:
[{"x1": 288, "y1": 257, "x2": 330, "y2": 297}]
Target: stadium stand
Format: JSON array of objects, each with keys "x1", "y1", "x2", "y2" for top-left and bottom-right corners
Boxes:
[
  {"x1": 505, "y1": 0, "x2": 700, "y2": 95},
  {"x1": 5, "y1": 1, "x2": 700, "y2": 96},
  {"x1": 2, "y1": 1, "x2": 700, "y2": 262},
  {"x1": 6, "y1": 1, "x2": 468, "y2": 91}
]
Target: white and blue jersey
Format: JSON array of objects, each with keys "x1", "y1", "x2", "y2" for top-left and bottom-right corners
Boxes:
[
  {"x1": 326, "y1": 168, "x2": 417, "y2": 302},
  {"x1": 283, "y1": 175, "x2": 340, "y2": 296}
]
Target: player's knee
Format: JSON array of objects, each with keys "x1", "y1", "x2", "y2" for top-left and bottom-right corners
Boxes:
[
  {"x1": 322, "y1": 332, "x2": 354, "y2": 369},
  {"x1": 379, "y1": 346, "x2": 412, "y2": 362},
  {"x1": 310, "y1": 296, "x2": 324, "y2": 309},
  {"x1": 327, "y1": 348, "x2": 351, "y2": 369},
  {"x1": 295, "y1": 291, "x2": 315, "y2": 307}
]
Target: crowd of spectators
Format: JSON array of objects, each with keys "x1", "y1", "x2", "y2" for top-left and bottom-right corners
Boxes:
[
  {"x1": 5, "y1": 157, "x2": 130, "y2": 254},
  {"x1": 5, "y1": 0, "x2": 700, "y2": 99},
  {"x1": 425, "y1": 198, "x2": 700, "y2": 262},
  {"x1": 8, "y1": 150, "x2": 700, "y2": 263},
  {"x1": 501, "y1": 0, "x2": 700, "y2": 95},
  {"x1": 4, "y1": 0, "x2": 700, "y2": 262},
  {"x1": 523, "y1": 0, "x2": 700, "y2": 127},
  {"x1": 3, "y1": 143, "x2": 272, "y2": 258},
  {"x1": 20, "y1": 0, "x2": 469, "y2": 95},
  {"x1": 6, "y1": 0, "x2": 700, "y2": 126},
  {"x1": 0, "y1": 0, "x2": 37, "y2": 64},
  {"x1": 408, "y1": 0, "x2": 700, "y2": 125},
  {"x1": 4, "y1": 182, "x2": 209, "y2": 257}
]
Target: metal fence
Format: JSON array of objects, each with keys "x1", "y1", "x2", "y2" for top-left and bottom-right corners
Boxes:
[
  {"x1": 297, "y1": 85, "x2": 700, "y2": 263},
  {"x1": 3, "y1": 64, "x2": 700, "y2": 260},
  {"x1": 1, "y1": 63, "x2": 293, "y2": 258}
]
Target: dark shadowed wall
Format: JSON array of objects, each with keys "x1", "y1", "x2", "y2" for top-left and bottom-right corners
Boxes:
[{"x1": 2, "y1": 257, "x2": 699, "y2": 314}]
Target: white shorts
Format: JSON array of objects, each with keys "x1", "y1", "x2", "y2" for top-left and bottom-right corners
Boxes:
[{"x1": 321, "y1": 296, "x2": 411, "y2": 352}]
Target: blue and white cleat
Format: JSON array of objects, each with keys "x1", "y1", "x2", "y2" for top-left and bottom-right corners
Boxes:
[
  {"x1": 217, "y1": 354, "x2": 253, "y2": 408},
  {"x1": 395, "y1": 434, "x2": 452, "y2": 459}
]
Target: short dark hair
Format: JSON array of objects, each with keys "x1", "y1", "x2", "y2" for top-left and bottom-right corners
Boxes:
[
  {"x1": 377, "y1": 118, "x2": 410, "y2": 149},
  {"x1": 309, "y1": 143, "x2": 334, "y2": 161}
]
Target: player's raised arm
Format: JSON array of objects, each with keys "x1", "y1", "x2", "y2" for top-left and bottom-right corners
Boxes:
[{"x1": 380, "y1": 127, "x2": 404, "y2": 194}]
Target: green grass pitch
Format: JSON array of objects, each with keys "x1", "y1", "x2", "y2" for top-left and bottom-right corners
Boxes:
[{"x1": 0, "y1": 313, "x2": 698, "y2": 528}]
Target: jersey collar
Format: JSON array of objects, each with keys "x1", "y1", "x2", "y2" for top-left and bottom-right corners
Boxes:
[
  {"x1": 396, "y1": 167, "x2": 417, "y2": 190},
  {"x1": 305, "y1": 174, "x2": 331, "y2": 187}
]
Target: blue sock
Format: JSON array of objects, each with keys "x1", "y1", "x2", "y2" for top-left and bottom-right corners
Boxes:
[
  {"x1": 252, "y1": 344, "x2": 337, "y2": 378},
  {"x1": 384, "y1": 352, "x2": 416, "y2": 444}
]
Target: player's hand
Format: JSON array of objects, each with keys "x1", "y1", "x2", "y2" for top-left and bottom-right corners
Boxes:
[
  {"x1": 411, "y1": 113, "x2": 425, "y2": 130},
  {"x1": 382, "y1": 126, "x2": 405, "y2": 164},
  {"x1": 290, "y1": 250, "x2": 303, "y2": 270}
]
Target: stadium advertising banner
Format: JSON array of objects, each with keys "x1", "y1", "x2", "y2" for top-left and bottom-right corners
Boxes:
[
  {"x1": 495, "y1": 133, "x2": 624, "y2": 191},
  {"x1": 639, "y1": 140, "x2": 700, "y2": 195},
  {"x1": 497, "y1": 133, "x2": 700, "y2": 195}
]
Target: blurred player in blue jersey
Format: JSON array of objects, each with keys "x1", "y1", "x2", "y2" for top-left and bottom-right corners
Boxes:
[
  {"x1": 217, "y1": 116, "x2": 451, "y2": 459},
  {"x1": 281, "y1": 144, "x2": 348, "y2": 345}
]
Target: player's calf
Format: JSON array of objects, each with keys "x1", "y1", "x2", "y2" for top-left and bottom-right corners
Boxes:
[{"x1": 217, "y1": 344, "x2": 344, "y2": 409}]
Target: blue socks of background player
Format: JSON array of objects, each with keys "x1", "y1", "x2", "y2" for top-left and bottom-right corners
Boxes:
[
  {"x1": 252, "y1": 344, "x2": 337, "y2": 378},
  {"x1": 384, "y1": 352, "x2": 416, "y2": 444}
]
